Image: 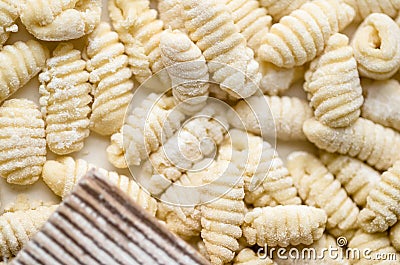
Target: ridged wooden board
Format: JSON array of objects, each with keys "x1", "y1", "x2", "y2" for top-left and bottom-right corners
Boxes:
[{"x1": 11, "y1": 169, "x2": 210, "y2": 265}]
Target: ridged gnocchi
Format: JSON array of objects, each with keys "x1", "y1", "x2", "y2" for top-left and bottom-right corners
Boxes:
[
  {"x1": 258, "y1": 0, "x2": 355, "y2": 68},
  {"x1": 351, "y1": 13, "x2": 400, "y2": 80},
  {"x1": 234, "y1": 248, "x2": 276, "y2": 265},
  {"x1": 160, "y1": 29, "x2": 209, "y2": 115},
  {"x1": 303, "y1": 117, "x2": 400, "y2": 171},
  {"x1": 39, "y1": 42, "x2": 91, "y2": 155},
  {"x1": 390, "y1": 222, "x2": 400, "y2": 252},
  {"x1": 358, "y1": 161, "x2": 400, "y2": 233},
  {"x1": 0, "y1": 40, "x2": 49, "y2": 103},
  {"x1": 259, "y1": 0, "x2": 308, "y2": 21},
  {"x1": 287, "y1": 152, "x2": 359, "y2": 237},
  {"x1": 42, "y1": 156, "x2": 157, "y2": 216},
  {"x1": 344, "y1": 0, "x2": 400, "y2": 22},
  {"x1": 0, "y1": 99, "x2": 46, "y2": 185},
  {"x1": 86, "y1": 22, "x2": 134, "y2": 136},
  {"x1": 0, "y1": 0, "x2": 18, "y2": 46},
  {"x1": 19, "y1": 0, "x2": 102, "y2": 41},
  {"x1": 158, "y1": 0, "x2": 186, "y2": 33},
  {"x1": 182, "y1": 0, "x2": 261, "y2": 98},
  {"x1": 304, "y1": 33, "x2": 363, "y2": 128},
  {"x1": 242, "y1": 205, "x2": 327, "y2": 247}
]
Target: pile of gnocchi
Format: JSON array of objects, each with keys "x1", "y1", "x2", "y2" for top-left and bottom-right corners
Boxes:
[{"x1": 1, "y1": 0, "x2": 400, "y2": 264}]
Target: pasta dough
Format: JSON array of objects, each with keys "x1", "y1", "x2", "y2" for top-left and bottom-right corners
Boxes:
[
  {"x1": 358, "y1": 161, "x2": 400, "y2": 233},
  {"x1": 0, "y1": 0, "x2": 18, "y2": 46},
  {"x1": 233, "y1": 248, "x2": 276, "y2": 265},
  {"x1": 158, "y1": 0, "x2": 186, "y2": 33},
  {"x1": 351, "y1": 13, "x2": 400, "y2": 80},
  {"x1": 320, "y1": 152, "x2": 381, "y2": 207},
  {"x1": 259, "y1": 0, "x2": 308, "y2": 21},
  {"x1": 258, "y1": 0, "x2": 355, "y2": 68},
  {"x1": 160, "y1": 29, "x2": 209, "y2": 115},
  {"x1": 86, "y1": 22, "x2": 134, "y2": 136},
  {"x1": 218, "y1": 129, "x2": 301, "y2": 207},
  {"x1": 0, "y1": 40, "x2": 49, "y2": 103},
  {"x1": 0, "y1": 205, "x2": 58, "y2": 259},
  {"x1": 0, "y1": 99, "x2": 46, "y2": 185},
  {"x1": 19, "y1": 0, "x2": 101, "y2": 41},
  {"x1": 361, "y1": 79, "x2": 400, "y2": 131},
  {"x1": 200, "y1": 159, "x2": 245, "y2": 265},
  {"x1": 231, "y1": 96, "x2": 313, "y2": 141},
  {"x1": 287, "y1": 152, "x2": 359, "y2": 237},
  {"x1": 259, "y1": 63, "x2": 304, "y2": 95},
  {"x1": 242, "y1": 205, "x2": 327, "y2": 247},
  {"x1": 42, "y1": 156, "x2": 157, "y2": 216},
  {"x1": 303, "y1": 117, "x2": 400, "y2": 171},
  {"x1": 182, "y1": 0, "x2": 261, "y2": 98},
  {"x1": 106, "y1": 94, "x2": 184, "y2": 168},
  {"x1": 304, "y1": 33, "x2": 363, "y2": 128},
  {"x1": 108, "y1": 0, "x2": 165, "y2": 84},
  {"x1": 344, "y1": 0, "x2": 400, "y2": 22},
  {"x1": 39, "y1": 43, "x2": 91, "y2": 155}
]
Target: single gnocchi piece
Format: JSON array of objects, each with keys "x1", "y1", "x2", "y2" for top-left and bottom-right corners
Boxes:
[
  {"x1": 0, "y1": 99, "x2": 46, "y2": 185},
  {"x1": 358, "y1": 161, "x2": 400, "y2": 233},
  {"x1": 344, "y1": 0, "x2": 400, "y2": 22},
  {"x1": 0, "y1": 40, "x2": 49, "y2": 103},
  {"x1": 361, "y1": 79, "x2": 400, "y2": 132},
  {"x1": 39, "y1": 43, "x2": 92, "y2": 155},
  {"x1": 42, "y1": 156, "x2": 157, "y2": 216},
  {"x1": 0, "y1": 205, "x2": 58, "y2": 259},
  {"x1": 233, "y1": 248, "x2": 276, "y2": 265},
  {"x1": 390, "y1": 222, "x2": 400, "y2": 252},
  {"x1": 287, "y1": 152, "x2": 360, "y2": 237},
  {"x1": 108, "y1": 0, "x2": 165, "y2": 84},
  {"x1": 0, "y1": 0, "x2": 18, "y2": 46},
  {"x1": 303, "y1": 117, "x2": 400, "y2": 171},
  {"x1": 320, "y1": 151, "x2": 381, "y2": 207},
  {"x1": 200, "y1": 160, "x2": 245, "y2": 265},
  {"x1": 218, "y1": 129, "x2": 301, "y2": 207},
  {"x1": 160, "y1": 29, "x2": 209, "y2": 115},
  {"x1": 259, "y1": 63, "x2": 305, "y2": 95},
  {"x1": 86, "y1": 22, "x2": 134, "y2": 136},
  {"x1": 182, "y1": 0, "x2": 261, "y2": 98},
  {"x1": 259, "y1": 0, "x2": 308, "y2": 21},
  {"x1": 304, "y1": 33, "x2": 363, "y2": 128},
  {"x1": 258, "y1": 0, "x2": 355, "y2": 68},
  {"x1": 230, "y1": 96, "x2": 313, "y2": 141},
  {"x1": 242, "y1": 205, "x2": 327, "y2": 247},
  {"x1": 158, "y1": 0, "x2": 186, "y2": 33},
  {"x1": 352, "y1": 13, "x2": 400, "y2": 80},
  {"x1": 106, "y1": 94, "x2": 185, "y2": 168},
  {"x1": 19, "y1": 0, "x2": 101, "y2": 41},
  {"x1": 348, "y1": 230, "x2": 400, "y2": 265}
]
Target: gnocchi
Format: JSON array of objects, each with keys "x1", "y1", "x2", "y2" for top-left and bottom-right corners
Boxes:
[
  {"x1": 0, "y1": 0, "x2": 18, "y2": 47},
  {"x1": 233, "y1": 248, "x2": 276, "y2": 265},
  {"x1": 259, "y1": 0, "x2": 308, "y2": 21}
]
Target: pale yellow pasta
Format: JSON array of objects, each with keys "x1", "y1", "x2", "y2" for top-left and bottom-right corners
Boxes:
[
  {"x1": 219, "y1": 129, "x2": 301, "y2": 206},
  {"x1": 106, "y1": 94, "x2": 184, "y2": 168},
  {"x1": 303, "y1": 117, "x2": 400, "y2": 171},
  {"x1": 19, "y1": 0, "x2": 101, "y2": 41},
  {"x1": 182, "y1": 0, "x2": 261, "y2": 98},
  {"x1": 200, "y1": 160, "x2": 245, "y2": 265},
  {"x1": 42, "y1": 156, "x2": 157, "y2": 216},
  {"x1": 0, "y1": 99, "x2": 46, "y2": 185},
  {"x1": 344, "y1": 0, "x2": 400, "y2": 22},
  {"x1": 231, "y1": 96, "x2": 313, "y2": 141},
  {"x1": 0, "y1": 0, "x2": 18, "y2": 46},
  {"x1": 320, "y1": 152, "x2": 381, "y2": 207},
  {"x1": 390, "y1": 222, "x2": 400, "y2": 252},
  {"x1": 243, "y1": 205, "x2": 327, "y2": 247},
  {"x1": 208, "y1": 83, "x2": 239, "y2": 104},
  {"x1": 287, "y1": 152, "x2": 359, "y2": 237},
  {"x1": 86, "y1": 22, "x2": 134, "y2": 136},
  {"x1": 0, "y1": 205, "x2": 58, "y2": 259},
  {"x1": 0, "y1": 40, "x2": 49, "y2": 103},
  {"x1": 348, "y1": 230, "x2": 400, "y2": 265},
  {"x1": 259, "y1": 63, "x2": 305, "y2": 95},
  {"x1": 160, "y1": 29, "x2": 209, "y2": 115},
  {"x1": 158, "y1": 0, "x2": 186, "y2": 33},
  {"x1": 233, "y1": 248, "x2": 276, "y2": 265},
  {"x1": 305, "y1": 33, "x2": 363, "y2": 128},
  {"x1": 358, "y1": 161, "x2": 400, "y2": 233},
  {"x1": 258, "y1": 0, "x2": 355, "y2": 68},
  {"x1": 259, "y1": 0, "x2": 308, "y2": 21},
  {"x1": 361, "y1": 79, "x2": 400, "y2": 131},
  {"x1": 108, "y1": 0, "x2": 165, "y2": 84},
  {"x1": 39, "y1": 43, "x2": 91, "y2": 155},
  {"x1": 351, "y1": 13, "x2": 400, "y2": 80}
]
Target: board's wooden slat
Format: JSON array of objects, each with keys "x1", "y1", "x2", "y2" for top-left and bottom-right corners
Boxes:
[{"x1": 11, "y1": 170, "x2": 210, "y2": 265}]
